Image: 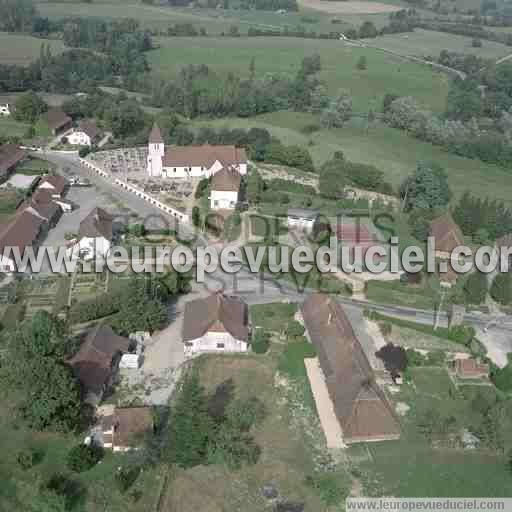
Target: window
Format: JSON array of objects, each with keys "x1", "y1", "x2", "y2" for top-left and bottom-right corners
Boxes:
[
  {"x1": 214, "y1": 200, "x2": 219, "y2": 207},
  {"x1": 216, "y1": 343, "x2": 225, "y2": 349}
]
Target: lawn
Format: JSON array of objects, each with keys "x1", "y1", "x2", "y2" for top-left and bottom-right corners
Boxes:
[
  {"x1": 0, "y1": 116, "x2": 30, "y2": 138},
  {"x1": 162, "y1": 352, "x2": 348, "y2": 511},
  {"x1": 366, "y1": 278, "x2": 440, "y2": 310},
  {"x1": 372, "y1": 28, "x2": 512, "y2": 60},
  {"x1": 0, "y1": 32, "x2": 65, "y2": 65},
  {"x1": 194, "y1": 112, "x2": 512, "y2": 205},
  {"x1": 354, "y1": 366, "x2": 512, "y2": 497},
  {"x1": 148, "y1": 37, "x2": 449, "y2": 112}
]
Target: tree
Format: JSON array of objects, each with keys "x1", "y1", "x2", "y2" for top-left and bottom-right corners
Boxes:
[
  {"x1": 359, "y1": 21, "x2": 378, "y2": 38},
  {"x1": 251, "y1": 329, "x2": 270, "y2": 353},
  {"x1": 66, "y1": 443, "x2": 104, "y2": 472},
  {"x1": 5, "y1": 312, "x2": 81, "y2": 432},
  {"x1": 192, "y1": 206, "x2": 201, "y2": 228},
  {"x1": 400, "y1": 161, "x2": 451, "y2": 211},
  {"x1": 0, "y1": 0, "x2": 38, "y2": 32},
  {"x1": 167, "y1": 372, "x2": 215, "y2": 468},
  {"x1": 321, "y1": 89, "x2": 352, "y2": 128},
  {"x1": 463, "y1": 270, "x2": 488, "y2": 304},
  {"x1": 246, "y1": 169, "x2": 263, "y2": 204},
  {"x1": 13, "y1": 91, "x2": 47, "y2": 123},
  {"x1": 490, "y1": 272, "x2": 512, "y2": 305}
]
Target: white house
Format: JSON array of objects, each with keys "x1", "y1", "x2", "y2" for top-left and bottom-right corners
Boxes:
[
  {"x1": 67, "y1": 207, "x2": 113, "y2": 261},
  {"x1": 0, "y1": 104, "x2": 11, "y2": 116},
  {"x1": 210, "y1": 167, "x2": 241, "y2": 210},
  {"x1": 182, "y1": 293, "x2": 250, "y2": 356},
  {"x1": 67, "y1": 119, "x2": 101, "y2": 147},
  {"x1": 147, "y1": 123, "x2": 247, "y2": 178},
  {"x1": 287, "y1": 208, "x2": 319, "y2": 233}
]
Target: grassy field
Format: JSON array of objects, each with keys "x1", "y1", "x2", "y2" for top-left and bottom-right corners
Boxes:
[
  {"x1": 354, "y1": 366, "x2": 512, "y2": 497},
  {"x1": 193, "y1": 112, "x2": 512, "y2": 204},
  {"x1": 0, "y1": 116, "x2": 30, "y2": 138},
  {"x1": 373, "y1": 28, "x2": 512, "y2": 60},
  {"x1": 149, "y1": 37, "x2": 449, "y2": 111},
  {"x1": 162, "y1": 347, "x2": 348, "y2": 511},
  {"x1": 0, "y1": 32, "x2": 64, "y2": 65},
  {"x1": 36, "y1": 0, "x2": 390, "y2": 34}
]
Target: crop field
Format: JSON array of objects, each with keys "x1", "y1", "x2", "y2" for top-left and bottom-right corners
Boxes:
[
  {"x1": 0, "y1": 32, "x2": 64, "y2": 65},
  {"x1": 193, "y1": 111, "x2": 512, "y2": 204},
  {"x1": 149, "y1": 37, "x2": 449, "y2": 111},
  {"x1": 0, "y1": 116, "x2": 30, "y2": 138},
  {"x1": 372, "y1": 29, "x2": 512, "y2": 60}
]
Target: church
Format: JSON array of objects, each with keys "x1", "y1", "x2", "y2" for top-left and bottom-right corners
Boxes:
[{"x1": 146, "y1": 123, "x2": 248, "y2": 179}]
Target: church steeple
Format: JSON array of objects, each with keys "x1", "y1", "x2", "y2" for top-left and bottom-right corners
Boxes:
[{"x1": 147, "y1": 122, "x2": 165, "y2": 177}]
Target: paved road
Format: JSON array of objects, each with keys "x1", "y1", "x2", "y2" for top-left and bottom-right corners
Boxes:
[{"x1": 37, "y1": 151, "x2": 512, "y2": 365}]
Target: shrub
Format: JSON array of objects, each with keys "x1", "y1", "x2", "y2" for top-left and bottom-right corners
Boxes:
[
  {"x1": 286, "y1": 320, "x2": 305, "y2": 339},
  {"x1": 252, "y1": 329, "x2": 270, "y2": 354},
  {"x1": 116, "y1": 466, "x2": 141, "y2": 493},
  {"x1": 490, "y1": 272, "x2": 512, "y2": 305},
  {"x1": 66, "y1": 443, "x2": 104, "y2": 473},
  {"x1": 78, "y1": 146, "x2": 90, "y2": 158},
  {"x1": 17, "y1": 448, "x2": 42, "y2": 470},
  {"x1": 226, "y1": 396, "x2": 266, "y2": 432},
  {"x1": 305, "y1": 472, "x2": 348, "y2": 506}
]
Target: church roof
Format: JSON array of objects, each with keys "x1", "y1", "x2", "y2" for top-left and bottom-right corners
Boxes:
[
  {"x1": 148, "y1": 123, "x2": 164, "y2": 144},
  {"x1": 163, "y1": 144, "x2": 247, "y2": 169}
]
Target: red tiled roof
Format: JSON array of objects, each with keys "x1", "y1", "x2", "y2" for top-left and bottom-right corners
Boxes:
[
  {"x1": 211, "y1": 167, "x2": 241, "y2": 192},
  {"x1": 163, "y1": 145, "x2": 247, "y2": 169},
  {"x1": 430, "y1": 213, "x2": 464, "y2": 254},
  {"x1": 77, "y1": 119, "x2": 101, "y2": 140},
  {"x1": 79, "y1": 207, "x2": 113, "y2": 241},
  {"x1": 112, "y1": 407, "x2": 153, "y2": 449},
  {"x1": 455, "y1": 358, "x2": 489, "y2": 378},
  {"x1": 182, "y1": 293, "x2": 249, "y2": 342},
  {"x1": 0, "y1": 209, "x2": 44, "y2": 254},
  {"x1": 302, "y1": 293, "x2": 400, "y2": 443},
  {"x1": 39, "y1": 174, "x2": 67, "y2": 195}
]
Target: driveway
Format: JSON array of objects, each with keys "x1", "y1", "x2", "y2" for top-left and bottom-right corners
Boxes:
[{"x1": 117, "y1": 287, "x2": 209, "y2": 405}]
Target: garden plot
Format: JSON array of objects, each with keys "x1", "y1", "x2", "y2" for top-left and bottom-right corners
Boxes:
[
  {"x1": 23, "y1": 277, "x2": 60, "y2": 320},
  {"x1": 69, "y1": 272, "x2": 107, "y2": 304}
]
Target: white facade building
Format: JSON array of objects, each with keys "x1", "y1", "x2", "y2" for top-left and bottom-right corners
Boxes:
[
  {"x1": 146, "y1": 123, "x2": 247, "y2": 179},
  {"x1": 287, "y1": 208, "x2": 319, "y2": 233},
  {"x1": 210, "y1": 167, "x2": 241, "y2": 210},
  {"x1": 67, "y1": 120, "x2": 101, "y2": 147},
  {"x1": 182, "y1": 293, "x2": 250, "y2": 356},
  {"x1": 66, "y1": 207, "x2": 113, "y2": 261}
]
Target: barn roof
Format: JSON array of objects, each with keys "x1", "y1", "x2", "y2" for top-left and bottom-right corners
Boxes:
[{"x1": 302, "y1": 293, "x2": 400, "y2": 443}]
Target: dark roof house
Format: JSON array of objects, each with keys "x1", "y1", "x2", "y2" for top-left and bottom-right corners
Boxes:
[
  {"x1": 0, "y1": 209, "x2": 44, "y2": 256},
  {"x1": 38, "y1": 174, "x2": 67, "y2": 196},
  {"x1": 77, "y1": 119, "x2": 102, "y2": 142},
  {"x1": 302, "y1": 293, "x2": 400, "y2": 444},
  {"x1": 68, "y1": 324, "x2": 131, "y2": 403},
  {"x1": 211, "y1": 167, "x2": 241, "y2": 192},
  {"x1": 46, "y1": 108, "x2": 72, "y2": 135},
  {"x1": 0, "y1": 144, "x2": 27, "y2": 180},
  {"x1": 79, "y1": 207, "x2": 113, "y2": 241},
  {"x1": 182, "y1": 292, "x2": 249, "y2": 343}
]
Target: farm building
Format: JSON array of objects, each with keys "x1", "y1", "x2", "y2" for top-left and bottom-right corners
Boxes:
[
  {"x1": 98, "y1": 405, "x2": 153, "y2": 452},
  {"x1": 182, "y1": 292, "x2": 250, "y2": 355},
  {"x1": 67, "y1": 324, "x2": 133, "y2": 406},
  {"x1": 67, "y1": 119, "x2": 102, "y2": 147},
  {"x1": 0, "y1": 144, "x2": 27, "y2": 183},
  {"x1": 429, "y1": 213, "x2": 464, "y2": 259},
  {"x1": 302, "y1": 293, "x2": 400, "y2": 445},
  {"x1": 0, "y1": 209, "x2": 45, "y2": 272},
  {"x1": 45, "y1": 108, "x2": 72, "y2": 136},
  {"x1": 67, "y1": 207, "x2": 113, "y2": 261},
  {"x1": 210, "y1": 166, "x2": 241, "y2": 210},
  {"x1": 38, "y1": 174, "x2": 67, "y2": 198},
  {"x1": 147, "y1": 123, "x2": 247, "y2": 178}
]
